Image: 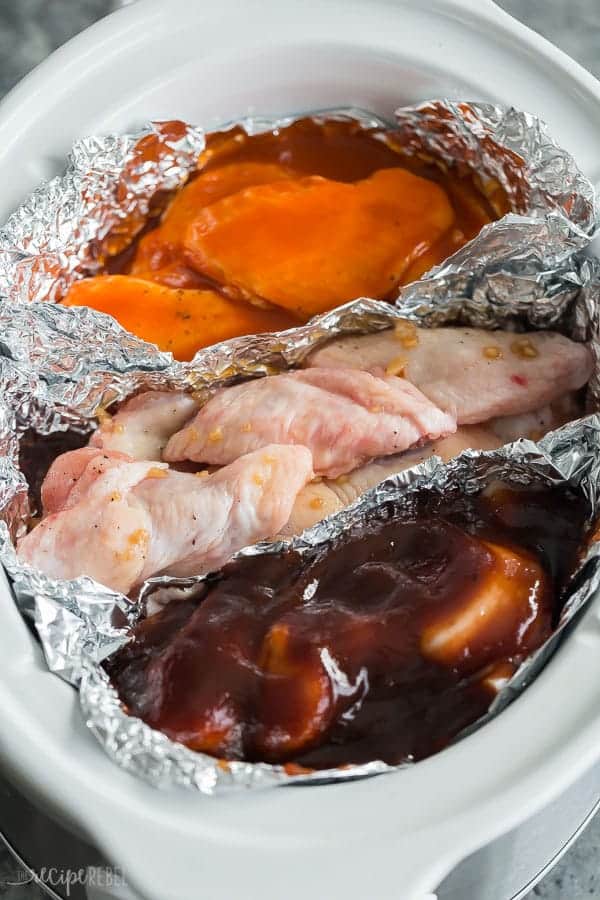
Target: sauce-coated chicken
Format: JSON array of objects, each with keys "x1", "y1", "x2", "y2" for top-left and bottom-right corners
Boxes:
[{"x1": 183, "y1": 169, "x2": 455, "y2": 316}]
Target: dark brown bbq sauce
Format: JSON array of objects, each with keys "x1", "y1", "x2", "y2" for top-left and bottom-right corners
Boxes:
[
  {"x1": 110, "y1": 117, "x2": 505, "y2": 294},
  {"x1": 106, "y1": 484, "x2": 587, "y2": 769}
]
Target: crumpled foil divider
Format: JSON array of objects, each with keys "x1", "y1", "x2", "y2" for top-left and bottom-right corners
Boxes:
[
  {"x1": 0, "y1": 404, "x2": 28, "y2": 542},
  {"x1": 394, "y1": 101, "x2": 597, "y2": 224},
  {"x1": 0, "y1": 102, "x2": 596, "y2": 318},
  {"x1": 394, "y1": 101, "x2": 599, "y2": 318},
  {"x1": 0, "y1": 120, "x2": 205, "y2": 304},
  {"x1": 0, "y1": 100, "x2": 598, "y2": 791}
]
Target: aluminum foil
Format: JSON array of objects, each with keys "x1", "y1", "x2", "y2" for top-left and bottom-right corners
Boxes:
[
  {"x1": 0, "y1": 120, "x2": 205, "y2": 304},
  {"x1": 0, "y1": 300, "x2": 188, "y2": 434},
  {"x1": 394, "y1": 101, "x2": 597, "y2": 225},
  {"x1": 0, "y1": 101, "x2": 596, "y2": 321},
  {"x1": 0, "y1": 403, "x2": 28, "y2": 541},
  {"x1": 394, "y1": 101, "x2": 599, "y2": 317},
  {"x1": 0, "y1": 100, "x2": 599, "y2": 792}
]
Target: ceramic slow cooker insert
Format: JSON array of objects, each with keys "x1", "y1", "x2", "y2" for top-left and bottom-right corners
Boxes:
[{"x1": 1, "y1": 2, "x2": 600, "y2": 899}]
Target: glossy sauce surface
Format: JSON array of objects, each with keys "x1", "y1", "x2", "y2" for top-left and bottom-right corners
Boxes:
[
  {"x1": 63, "y1": 118, "x2": 503, "y2": 358},
  {"x1": 128, "y1": 117, "x2": 502, "y2": 298},
  {"x1": 107, "y1": 484, "x2": 586, "y2": 768}
]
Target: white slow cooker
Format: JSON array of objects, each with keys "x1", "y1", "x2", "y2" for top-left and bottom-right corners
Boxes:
[{"x1": 1, "y1": 2, "x2": 600, "y2": 898}]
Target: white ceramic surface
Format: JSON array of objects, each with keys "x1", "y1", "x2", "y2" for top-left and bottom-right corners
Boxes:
[{"x1": 1, "y1": 2, "x2": 600, "y2": 898}]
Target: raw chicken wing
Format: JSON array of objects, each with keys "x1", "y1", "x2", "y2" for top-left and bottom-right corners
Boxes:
[
  {"x1": 91, "y1": 391, "x2": 198, "y2": 460},
  {"x1": 164, "y1": 367, "x2": 456, "y2": 478},
  {"x1": 279, "y1": 425, "x2": 502, "y2": 538},
  {"x1": 18, "y1": 445, "x2": 313, "y2": 593},
  {"x1": 308, "y1": 325, "x2": 593, "y2": 423}
]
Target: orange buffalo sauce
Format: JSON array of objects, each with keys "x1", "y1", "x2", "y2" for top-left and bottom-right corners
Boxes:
[
  {"x1": 62, "y1": 276, "x2": 296, "y2": 360},
  {"x1": 183, "y1": 168, "x2": 455, "y2": 317},
  {"x1": 63, "y1": 116, "x2": 504, "y2": 357},
  {"x1": 129, "y1": 161, "x2": 296, "y2": 289}
]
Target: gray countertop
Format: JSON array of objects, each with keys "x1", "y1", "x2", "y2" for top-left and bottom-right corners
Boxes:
[{"x1": 0, "y1": 1, "x2": 599, "y2": 898}]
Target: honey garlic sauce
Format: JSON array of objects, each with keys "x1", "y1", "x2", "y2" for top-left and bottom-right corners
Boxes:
[{"x1": 106, "y1": 484, "x2": 586, "y2": 769}]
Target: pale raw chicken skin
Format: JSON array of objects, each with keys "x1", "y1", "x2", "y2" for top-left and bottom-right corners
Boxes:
[
  {"x1": 18, "y1": 444, "x2": 313, "y2": 593},
  {"x1": 279, "y1": 398, "x2": 576, "y2": 539},
  {"x1": 41, "y1": 447, "x2": 127, "y2": 515},
  {"x1": 91, "y1": 391, "x2": 198, "y2": 461},
  {"x1": 163, "y1": 367, "x2": 456, "y2": 478},
  {"x1": 18, "y1": 450, "x2": 163, "y2": 594},
  {"x1": 490, "y1": 393, "x2": 581, "y2": 443},
  {"x1": 308, "y1": 326, "x2": 593, "y2": 424},
  {"x1": 278, "y1": 425, "x2": 502, "y2": 538},
  {"x1": 41, "y1": 447, "x2": 131, "y2": 513},
  {"x1": 134, "y1": 444, "x2": 313, "y2": 580},
  {"x1": 183, "y1": 168, "x2": 455, "y2": 316}
]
